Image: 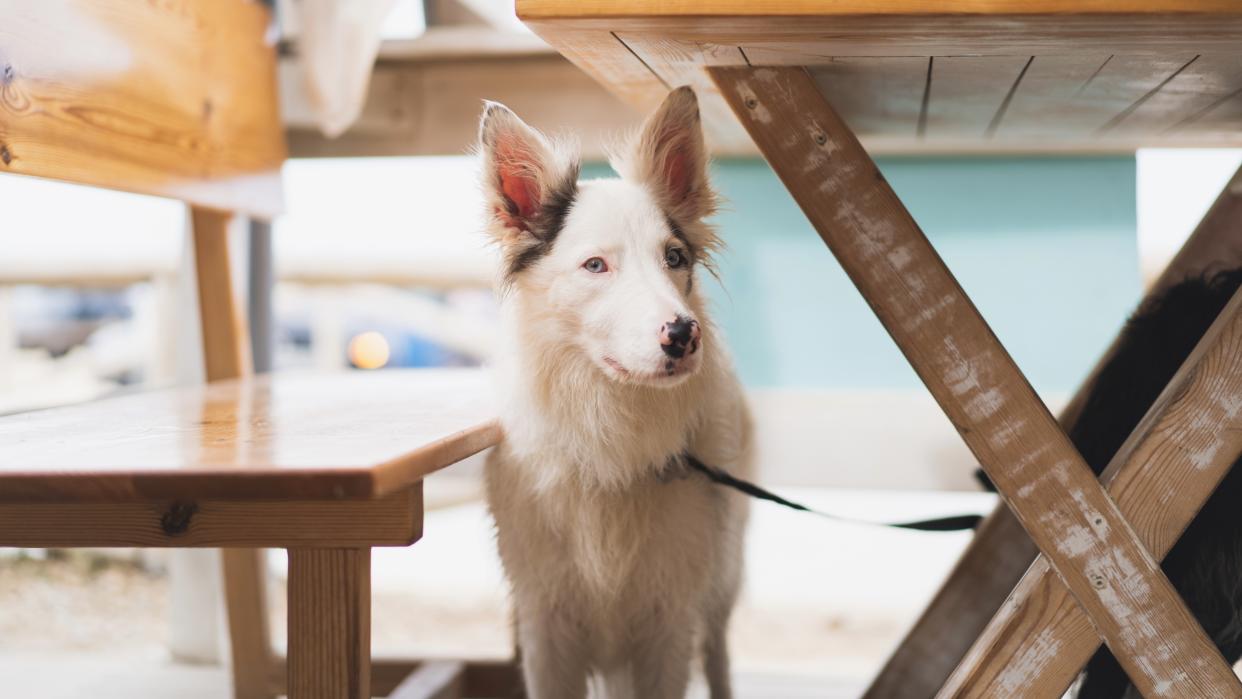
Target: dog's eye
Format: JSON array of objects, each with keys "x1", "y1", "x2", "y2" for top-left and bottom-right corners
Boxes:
[
  {"x1": 665, "y1": 248, "x2": 688, "y2": 269},
  {"x1": 583, "y1": 257, "x2": 608, "y2": 274}
]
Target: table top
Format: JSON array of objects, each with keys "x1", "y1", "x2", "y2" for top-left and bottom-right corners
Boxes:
[
  {"x1": 0, "y1": 369, "x2": 500, "y2": 503},
  {"x1": 520, "y1": 1, "x2": 1242, "y2": 153}
]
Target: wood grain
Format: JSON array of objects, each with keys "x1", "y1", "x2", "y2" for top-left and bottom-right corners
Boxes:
[
  {"x1": 192, "y1": 207, "x2": 252, "y2": 383},
  {"x1": 0, "y1": 0, "x2": 285, "y2": 217},
  {"x1": 287, "y1": 548, "x2": 371, "y2": 699},
  {"x1": 711, "y1": 65, "x2": 1242, "y2": 698},
  {"x1": 941, "y1": 259, "x2": 1242, "y2": 697},
  {"x1": 520, "y1": 0, "x2": 1242, "y2": 17},
  {"x1": 614, "y1": 34, "x2": 753, "y2": 153},
  {"x1": 223, "y1": 547, "x2": 277, "y2": 699},
  {"x1": 0, "y1": 369, "x2": 499, "y2": 503},
  {"x1": 525, "y1": 10, "x2": 1242, "y2": 151},
  {"x1": 0, "y1": 485, "x2": 422, "y2": 548},
  {"x1": 807, "y1": 58, "x2": 929, "y2": 137},
  {"x1": 863, "y1": 163, "x2": 1242, "y2": 699}
]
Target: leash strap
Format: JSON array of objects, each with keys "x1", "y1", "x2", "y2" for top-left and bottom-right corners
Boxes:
[{"x1": 684, "y1": 454, "x2": 982, "y2": 532}]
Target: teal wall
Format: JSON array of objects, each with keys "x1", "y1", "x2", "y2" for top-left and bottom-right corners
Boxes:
[{"x1": 584, "y1": 156, "x2": 1140, "y2": 393}]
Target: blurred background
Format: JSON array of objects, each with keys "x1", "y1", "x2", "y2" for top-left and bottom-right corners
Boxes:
[{"x1": 2, "y1": 0, "x2": 1241, "y2": 696}]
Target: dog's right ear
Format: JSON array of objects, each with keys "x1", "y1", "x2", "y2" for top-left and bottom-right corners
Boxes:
[{"x1": 478, "y1": 102, "x2": 579, "y2": 246}]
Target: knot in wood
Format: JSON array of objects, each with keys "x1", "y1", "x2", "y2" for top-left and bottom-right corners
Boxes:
[
  {"x1": 0, "y1": 145, "x2": 11, "y2": 166},
  {"x1": 1, "y1": 63, "x2": 13, "y2": 85},
  {"x1": 160, "y1": 501, "x2": 198, "y2": 536}
]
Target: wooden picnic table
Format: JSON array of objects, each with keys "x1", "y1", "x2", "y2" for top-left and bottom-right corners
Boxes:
[{"x1": 522, "y1": 2, "x2": 1242, "y2": 698}]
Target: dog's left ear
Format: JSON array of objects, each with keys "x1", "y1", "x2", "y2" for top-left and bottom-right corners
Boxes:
[{"x1": 628, "y1": 86, "x2": 715, "y2": 223}]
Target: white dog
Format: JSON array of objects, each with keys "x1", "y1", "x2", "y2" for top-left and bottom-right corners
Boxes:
[{"x1": 478, "y1": 86, "x2": 754, "y2": 699}]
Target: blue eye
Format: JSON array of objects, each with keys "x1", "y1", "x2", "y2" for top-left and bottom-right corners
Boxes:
[
  {"x1": 665, "y1": 248, "x2": 687, "y2": 269},
  {"x1": 583, "y1": 257, "x2": 608, "y2": 273}
]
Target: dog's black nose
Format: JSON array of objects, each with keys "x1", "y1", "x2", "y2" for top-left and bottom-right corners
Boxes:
[{"x1": 660, "y1": 316, "x2": 700, "y2": 358}]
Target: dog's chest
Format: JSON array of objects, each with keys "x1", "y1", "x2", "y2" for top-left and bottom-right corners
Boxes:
[{"x1": 488, "y1": 452, "x2": 723, "y2": 599}]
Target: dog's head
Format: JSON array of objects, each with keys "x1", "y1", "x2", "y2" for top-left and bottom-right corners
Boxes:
[{"x1": 478, "y1": 87, "x2": 719, "y2": 388}]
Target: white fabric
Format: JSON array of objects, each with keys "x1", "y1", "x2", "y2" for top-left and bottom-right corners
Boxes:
[{"x1": 295, "y1": 0, "x2": 397, "y2": 138}]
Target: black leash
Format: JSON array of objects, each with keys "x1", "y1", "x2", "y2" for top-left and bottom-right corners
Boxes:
[{"x1": 684, "y1": 454, "x2": 983, "y2": 532}]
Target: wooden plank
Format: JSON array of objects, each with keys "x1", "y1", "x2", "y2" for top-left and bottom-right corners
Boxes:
[
  {"x1": 192, "y1": 207, "x2": 252, "y2": 382},
  {"x1": 942, "y1": 285, "x2": 1242, "y2": 698},
  {"x1": 864, "y1": 162, "x2": 1242, "y2": 699},
  {"x1": 192, "y1": 198, "x2": 273, "y2": 699},
  {"x1": 525, "y1": 15, "x2": 1242, "y2": 58},
  {"x1": 520, "y1": 21, "x2": 668, "y2": 119},
  {"x1": 806, "y1": 58, "x2": 929, "y2": 137},
  {"x1": 0, "y1": 369, "x2": 499, "y2": 503},
  {"x1": 0, "y1": 485, "x2": 423, "y2": 548},
  {"x1": 924, "y1": 56, "x2": 1033, "y2": 139},
  {"x1": 223, "y1": 548, "x2": 278, "y2": 699},
  {"x1": 520, "y1": 1, "x2": 1242, "y2": 17},
  {"x1": 288, "y1": 548, "x2": 371, "y2": 699},
  {"x1": 389, "y1": 661, "x2": 465, "y2": 699},
  {"x1": 610, "y1": 34, "x2": 754, "y2": 154},
  {"x1": 711, "y1": 65, "x2": 1242, "y2": 699},
  {"x1": 987, "y1": 55, "x2": 1115, "y2": 139},
  {"x1": 525, "y1": 11, "x2": 1242, "y2": 150},
  {"x1": 0, "y1": 0, "x2": 285, "y2": 217},
  {"x1": 1112, "y1": 54, "x2": 1242, "y2": 136}
]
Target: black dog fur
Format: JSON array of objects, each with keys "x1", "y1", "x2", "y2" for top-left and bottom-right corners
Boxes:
[{"x1": 979, "y1": 268, "x2": 1242, "y2": 698}]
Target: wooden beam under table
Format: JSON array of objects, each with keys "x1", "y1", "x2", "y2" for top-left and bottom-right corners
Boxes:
[
  {"x1": 288, "y1": 548, "x2": 372, "y2": 699},
  {"x1": 0, "y1": 486, "x2": 423, "y2": 549},
  {"x1": 863, "y1": 161, "x2": 1242, "y2": 699},
  {"x1": 940, "y1": 284, "x2": 1242, "y2": 697},
  {"x1": 710, "y1": 65, "x2": 1242, "y2": 697}
]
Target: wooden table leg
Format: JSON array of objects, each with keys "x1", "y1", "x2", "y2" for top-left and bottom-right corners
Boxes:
[
  {"x1": 939, "y1": 284, "x2": 1242, "y2": 697},
  {"x1": 192, "y1": 206, "x2": 275, "y2": 699},
  {"x1": 862, "y1": 162, "x2": 1242, "y2": 699},
  {"x1": 287, "y1": 548, "x2": 372, "y2": 699},
  {"x1": 711, "y1": 65, "x2": 1242, "y2": 697}
]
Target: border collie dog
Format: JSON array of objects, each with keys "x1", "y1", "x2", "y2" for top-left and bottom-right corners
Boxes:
[
  {"x1": 477, "y1": 87, "x2": 753, "y2": 699},
  {"x1": 1070, "y1": 269, "x2": 1242, "y2": 698}
]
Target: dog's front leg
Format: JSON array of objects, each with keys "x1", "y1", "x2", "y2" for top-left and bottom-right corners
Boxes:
[
  {"x1": 517, "y1": 606, "x2": 589, "y2": 699},
  {"x1": 627, "y1": 623, "x2": 695, "y2": 699}
]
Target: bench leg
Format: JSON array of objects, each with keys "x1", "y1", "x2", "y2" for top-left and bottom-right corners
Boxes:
[
  {"x1": 191, "y1": 207, "x2": 275, "y2": 699},
  {"x1": 862, "y1": 161, "x2": 1242, "y2": 699},
  {"x1": 711, "y1": 65, "x2": 1242, "y2": 697},
  {"x1": 939, "y1": 283, "x2": 1242, "y2": 696},
  {"x1": 287, "y1": 548, "x2": 372, "y2": 699}
]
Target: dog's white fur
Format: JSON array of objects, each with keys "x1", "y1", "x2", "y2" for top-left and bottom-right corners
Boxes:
[{"x1": 478, "y1": 87, "x2": 754, "y2": 699}]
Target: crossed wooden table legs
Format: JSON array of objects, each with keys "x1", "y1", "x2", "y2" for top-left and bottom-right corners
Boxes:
[{"x1": 712, "y1": 66, "x2": 1242, "y2": 698}]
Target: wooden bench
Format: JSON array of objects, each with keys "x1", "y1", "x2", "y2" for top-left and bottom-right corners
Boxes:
[
  {"x1": 0, "y1": 369, "x2": 505, "y2": 697},
  {"x1": 522, "y1": 2, "x2": 1242, "y2": 697},
  {"x1": 0, "y1": 2, "x2": 516, "y2": 696}
]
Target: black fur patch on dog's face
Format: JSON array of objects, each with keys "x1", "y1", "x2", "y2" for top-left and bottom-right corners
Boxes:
[{"x1": 505, "y1": 167, "x2": 579, "y2": 280}]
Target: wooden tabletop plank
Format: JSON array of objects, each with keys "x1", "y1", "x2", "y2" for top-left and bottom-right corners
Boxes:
[
  {"x1": 524, "y1": 6, "x2": 1242, "y2": 151},
  {"x1": 521, "y1": 1, "x2": 1242, "y2": 18},
  {"x1": 0, "y1": 369, "x2": 499, "y2": 503}
]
